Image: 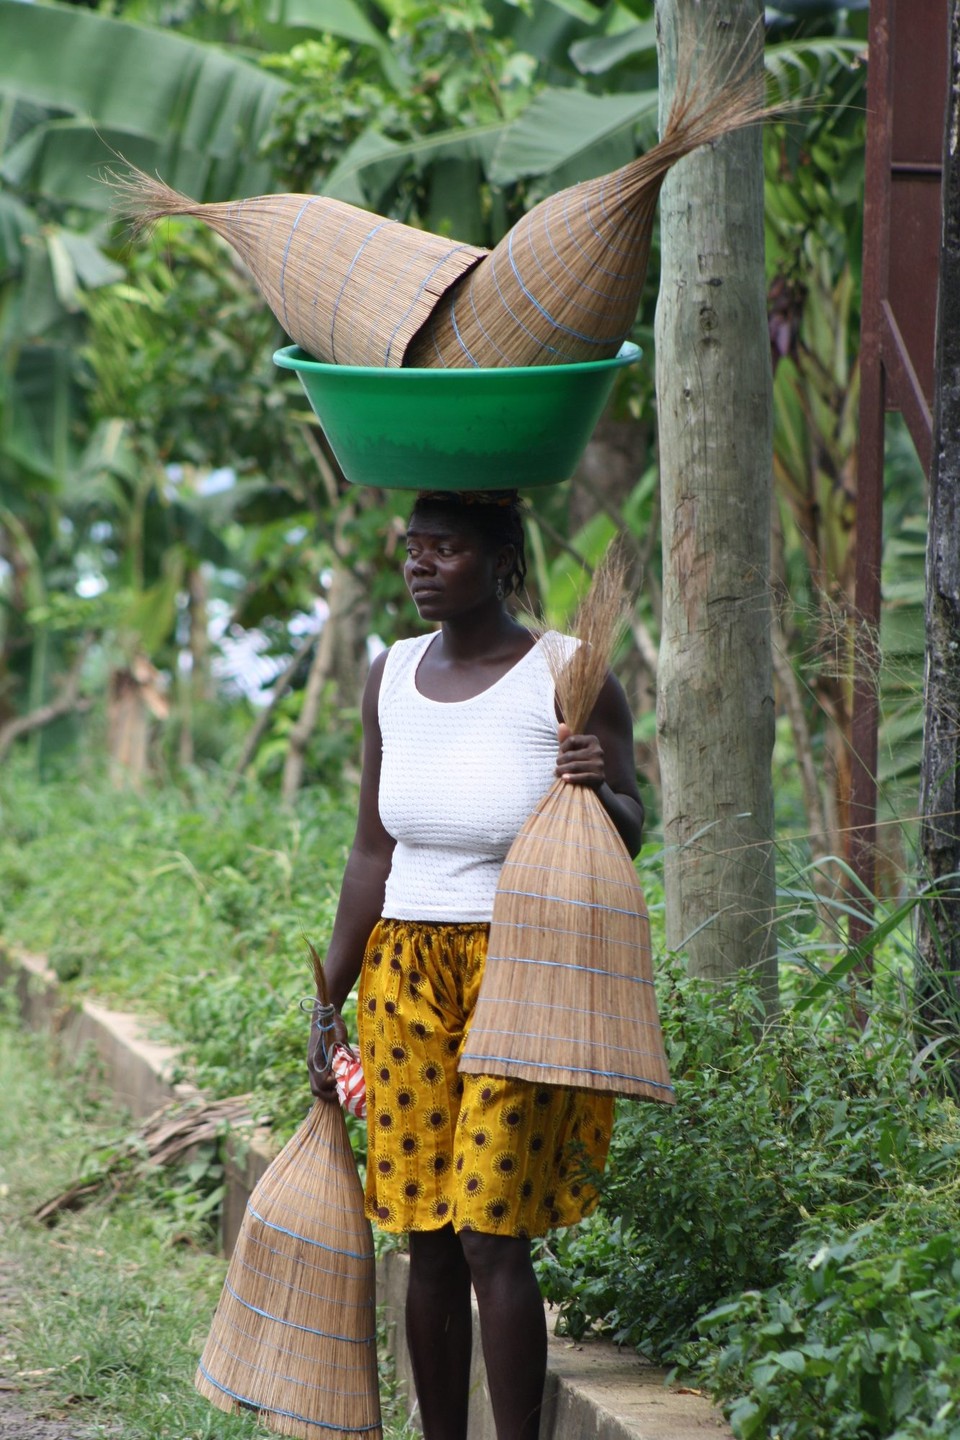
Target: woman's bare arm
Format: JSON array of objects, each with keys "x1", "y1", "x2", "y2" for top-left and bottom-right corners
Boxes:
[
  {"x1": 308, "y1": 649, "x2": 396, "y2": 1098},
  {"x1": 556, "y1": 671, "x2": 644, "y2": 857}
]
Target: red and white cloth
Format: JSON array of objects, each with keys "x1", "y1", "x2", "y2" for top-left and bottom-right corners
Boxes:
[{"x1": 331, "y1": 1043, "x2": 367, "y2": 1119}]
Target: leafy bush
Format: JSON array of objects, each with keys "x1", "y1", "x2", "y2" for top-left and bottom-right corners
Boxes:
[
  {"x1": 695, "y1": 1207, "x2": 960, "y2": 1440},
  {"x1": 535, "y1": 963, "x2": 959, "y2": 1371}
]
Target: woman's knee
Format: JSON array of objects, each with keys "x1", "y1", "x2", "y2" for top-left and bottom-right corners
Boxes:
[
  {"x1": 458, "y1": 1229, "x2": 534, "y2": 1292},
  {"x1": 409, "y1": 1225, "x2": 470, "y2": 1291}
]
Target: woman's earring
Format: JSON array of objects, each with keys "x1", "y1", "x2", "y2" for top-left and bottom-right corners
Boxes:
[{"x1": 496, "y1": 577, "x2": 507, "y2": 601}]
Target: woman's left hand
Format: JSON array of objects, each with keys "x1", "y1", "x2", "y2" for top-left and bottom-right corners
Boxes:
[{"x1": 556, "y1": 722, "x2": 605, "y2": 787}]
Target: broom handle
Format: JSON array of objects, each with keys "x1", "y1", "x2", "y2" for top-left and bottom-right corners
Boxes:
[{"x1": 314, "y1": 1001, "x2": 338, "y2": 1072}]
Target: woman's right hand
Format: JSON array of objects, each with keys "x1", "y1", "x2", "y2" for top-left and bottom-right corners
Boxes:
[{"x1": 307, "y1": 1005, "x2": 349, "y2": 1102}]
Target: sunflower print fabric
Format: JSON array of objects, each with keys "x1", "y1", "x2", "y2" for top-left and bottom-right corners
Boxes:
[{"x1": 357, "y1": 918, "x2": 614, "y2": 1237}]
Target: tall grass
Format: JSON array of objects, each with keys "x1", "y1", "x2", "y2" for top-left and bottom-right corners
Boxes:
[{"x1": 0, "y1": 761, "x2": 356, "y2": 1138}]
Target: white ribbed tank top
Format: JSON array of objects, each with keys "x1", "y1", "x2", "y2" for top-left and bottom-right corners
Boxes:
[{"x1": 378, "y1": 630, "x2": 573, "y2": 922}]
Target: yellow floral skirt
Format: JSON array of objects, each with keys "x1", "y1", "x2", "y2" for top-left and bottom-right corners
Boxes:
[{"x1": 357, "y1": 918, "x2": 614, "y2": 1238}]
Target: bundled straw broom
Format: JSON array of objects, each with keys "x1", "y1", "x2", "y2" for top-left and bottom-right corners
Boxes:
[
  {"x1": 112, "y1": 169, "x2": 487, "y2": 369},
  {"x1": 195, "y1": 949, "x2": 381, "y2": 1440},
  {"x1": 114, "y1": 24, "x2": 771, "y2": 374},
  {"x1": 459, "y1": 548, "x2": 674, "y2": 1102},
  {"x1": 407, "y1": 33, "x2": 771, "y2": 368}
]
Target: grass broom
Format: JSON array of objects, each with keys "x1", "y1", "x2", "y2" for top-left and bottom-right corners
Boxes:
[
  {"x1": 407, "y1": 25, "x2": 774, "y2": 368},
  {"x1": 110, "y1": 168, "x2": 486, "y2": 369},
  {"x1": 194, "y1": 948, "x2": 381, "y2": 1439},
  {"x1": 112, "y1": 17, "x2": 776, "y2": 376},
  {"x1": 459, "y1": 548, "x2": 675, "y2": 1102}
]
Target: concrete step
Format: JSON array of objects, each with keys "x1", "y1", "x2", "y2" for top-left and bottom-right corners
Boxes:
[{"x1": 1, "y1": 944, "x2": 730, "y2": 1440}]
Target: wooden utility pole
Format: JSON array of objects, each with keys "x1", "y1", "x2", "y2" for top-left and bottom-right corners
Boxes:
[{"x1": 654, "y1": 0, "x2": 778, "y2": 1006}]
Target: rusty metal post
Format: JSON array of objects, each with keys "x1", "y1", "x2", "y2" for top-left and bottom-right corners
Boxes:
[{"x1": 850, "y1": 0, "x2": 893, "y2": 953}]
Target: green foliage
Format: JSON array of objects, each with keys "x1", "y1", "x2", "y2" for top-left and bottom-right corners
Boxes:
[
  {"x1": 764, "y1": 51, "x2": 867, "y2": 291},
  {"x1": 0, "y1": 761, "x2": 357, "y2": 1138},
  {"x1": 80, "y1": 228, "x2": 303, "y2": 481},
  {"x1": 248, "y1": 691, "x2": 363, "y2": 789},
  {"x1": 535, "y1": 962, "x2": 960, "y2": 1382},
  {"x1": 696, "y1": 1215, "x2": 960, "y2": 1440},
  {"x1": 261, "y1": 3, "x2": 541, "y2": 237},
  {"x1": 0, "y1": 0, "x2": 286, "y2": 207}
]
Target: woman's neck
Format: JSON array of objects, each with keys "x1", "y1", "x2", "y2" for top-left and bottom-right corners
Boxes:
[{"x1": 434, "y1": 606, "x2": 528, "y2": 663}]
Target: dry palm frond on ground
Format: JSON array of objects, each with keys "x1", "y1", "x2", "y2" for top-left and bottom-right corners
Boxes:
[{"x1": 33, "y1": 1094, "x2": 252, "y2": 1224}]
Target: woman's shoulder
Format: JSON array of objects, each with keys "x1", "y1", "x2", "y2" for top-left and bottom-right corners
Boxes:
[
  {"x1": 383, "y1": 632, "x2": 434, "y2": 668},
  {"x1": 376, "y1": 632, "x2": 434, "y2": 700},
  {"x1": 536, "y1": 630, "x2": 579, "y2": 664}
]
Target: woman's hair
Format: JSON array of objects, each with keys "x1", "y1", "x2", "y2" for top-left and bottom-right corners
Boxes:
[{"x1": 409, "y1": 490, "x2": 528, "y2": 596}]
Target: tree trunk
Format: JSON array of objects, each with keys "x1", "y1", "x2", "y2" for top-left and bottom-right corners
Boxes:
[
  {"x1": 226, "y1": 628, "x2": 319, "y2": 798},
  {"x1": 177, "y1": 565, "x2": 211, "y2": 768},
  {"x1": 107, "y1": 657, "x2": 169, "y2": 790},
  {"x1": 654, "y1": 0, "x2": 778, "y2": 1005},
  {"x1": 917, "y1": 2, "x2": 960, "y2": 1034},
  {"x1": 280, "y1": 562, "x2": 365, "y2": 805}
]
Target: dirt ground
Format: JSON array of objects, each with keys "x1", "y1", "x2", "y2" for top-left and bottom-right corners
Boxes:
[
  {"x1": 0, "y1": 1261, "x2": 90, "y2": 1440},
  {"x1": 0, "y1": 1393, "x2": 88, "y2": 1440}
]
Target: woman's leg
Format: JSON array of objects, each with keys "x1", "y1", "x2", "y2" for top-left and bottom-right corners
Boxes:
[
  {"x1": 406, "y1": 1225, "x2": 474, "y2": 1440},
  {"x1": 458, "y1": 1230, "x2": 546, "y2": 1440}
]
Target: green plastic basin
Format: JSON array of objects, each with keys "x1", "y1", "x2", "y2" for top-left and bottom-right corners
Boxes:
[{"x1": 273, "y1": 344, "x2": 641, "y2": 491}]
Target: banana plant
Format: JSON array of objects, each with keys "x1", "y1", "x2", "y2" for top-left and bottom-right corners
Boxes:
[{"x1": 771, "y1": 249, "x2": 860, "y2": 867}]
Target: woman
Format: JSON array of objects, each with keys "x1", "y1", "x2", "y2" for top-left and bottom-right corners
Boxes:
[{"x1": 309, "y1": 489, "x2": 643, "y2": 1440}]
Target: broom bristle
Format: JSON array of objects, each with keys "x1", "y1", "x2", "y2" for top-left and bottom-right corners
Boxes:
[
  {"x1": 104, "y1": 165, "x2": 213, "y2": 238},
  {"x1": 544, "y1": 544, "x2": 631, "y2": 736},
  {"x1": 306, "y1": 939, "x2": 330, "y2": 1005},
  {"x1": 195, "y1": 1098, "x2": 381, "y2": 1439},
  {"x1": 659, "y1": 14, "x2": 771, "y2": 163}
]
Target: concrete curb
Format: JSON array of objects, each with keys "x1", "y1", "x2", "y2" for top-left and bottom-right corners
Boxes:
[
  {"x1": 6, "y1": 950, "x2": 199, "y2": 1117},
  {"x1": 1, "y1": 945, "x2": 730, "y2": 1440}
]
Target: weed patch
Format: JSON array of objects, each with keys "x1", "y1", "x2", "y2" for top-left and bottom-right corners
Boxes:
[{"x1": 0, "y1": 765, "x2": 355, "y2": 1139}]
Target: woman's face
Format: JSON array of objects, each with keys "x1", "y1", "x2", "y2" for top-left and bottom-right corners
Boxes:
[{"x1": 403, "y1": 510, "x2": 509, "y2": 621}]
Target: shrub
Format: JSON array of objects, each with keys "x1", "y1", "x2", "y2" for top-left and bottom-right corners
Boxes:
[
  {"x1": 695, "y1": 1205, "x2": 960, "y2": 1440},
  {"x1": 535, "y1": 964, "x2": 959, "y2": 1366}
]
